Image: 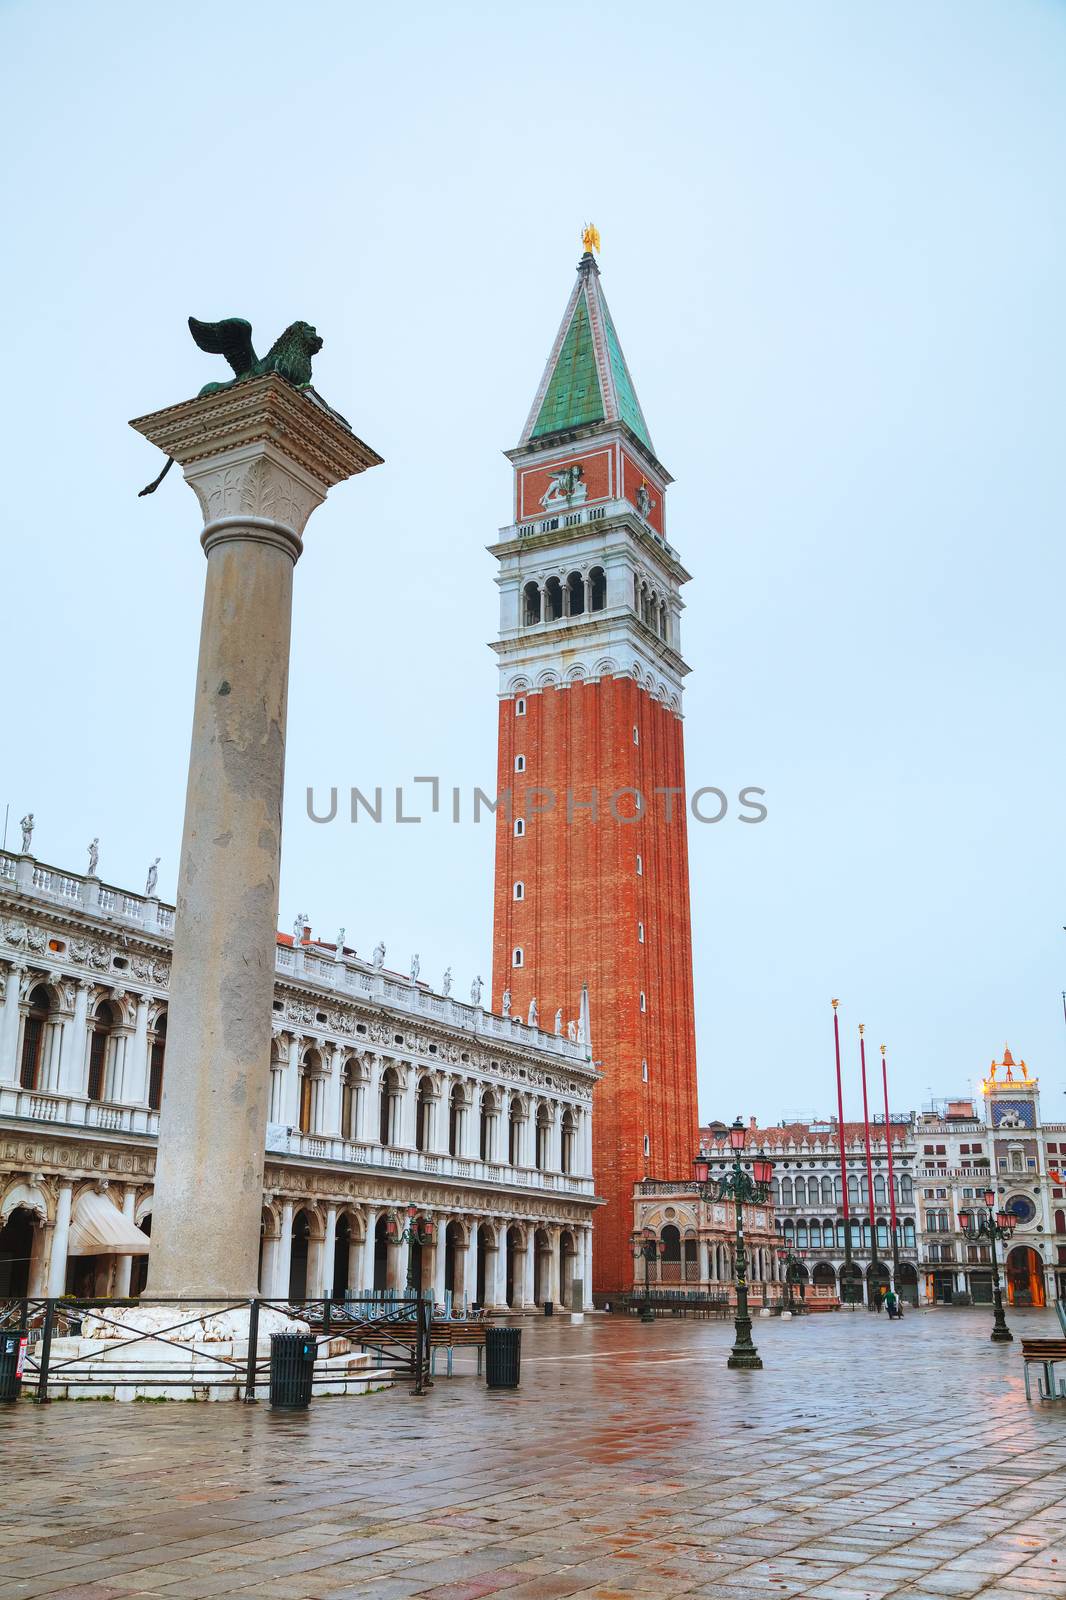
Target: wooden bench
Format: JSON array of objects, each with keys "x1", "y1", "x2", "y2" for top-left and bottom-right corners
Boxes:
[
  {"x1": 1021, "y1": 1338, "x2": 1066, "y2": 1400},
  {"x1": 351, "y1": 1317, "x2": 494, "y2": 1378}
]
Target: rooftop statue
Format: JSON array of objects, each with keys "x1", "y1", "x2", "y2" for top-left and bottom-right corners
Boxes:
[{"x1": 139, "y1": 315, "x2": 324, "y2": 496}]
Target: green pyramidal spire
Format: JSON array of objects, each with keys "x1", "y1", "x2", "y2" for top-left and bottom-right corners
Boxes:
[{"x1": 522, "y1": 252, "x2": 654, "y2": 454}]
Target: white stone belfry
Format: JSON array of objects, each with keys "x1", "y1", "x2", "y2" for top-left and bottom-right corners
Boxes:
[{"x1": 130, "y1": 374, "x2": 381, "y2": 1299}]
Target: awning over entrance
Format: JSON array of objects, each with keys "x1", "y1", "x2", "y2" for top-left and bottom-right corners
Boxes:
[{"x1": 68, "y1": 1191, "x2": 149, "y2": 1257}]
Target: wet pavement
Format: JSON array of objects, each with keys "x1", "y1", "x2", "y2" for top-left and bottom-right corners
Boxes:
[{"x1": 2, "y1": 1305, "x2": 1065, "y2": 1599}]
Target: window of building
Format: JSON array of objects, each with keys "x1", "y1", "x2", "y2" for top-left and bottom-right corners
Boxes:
[
  {"x1": 639, "y1": 991, "x2": 647, "y2": 1012},
  {"x1": 512, "y1": 947, "x2": 523, "y2": 968},
  {"x1": 637, "y1": 921, "x2": 645, "y2": 943},
  {"x1": 632, "y1": 725, "x2": 639, "y2": 745},
  {"x1": 148, "y1": 1011, "x2": 166, "y2": 1111},
  {"x1": 514, "y1": 818, "x2": 525, "y2": 837},
  {"x1": 641, "y1": 1059, "x2": 648, "y2": 1083},
  {"x1": 515, "y1": 697, "x2": 526, "y2": 716},
  {"x1": 972, "y1": 1143, "x2": 983, "y2": 1154},
  {"x1": 514, "y1": 754, "x2": 526, "y2": 773},
  {"x1": 19, "y1": 986, "x2": 51, "y2": 1091},
  {"x1": 513, "y1": 881, "x2": 524, "y2": 901},
  {"x1": 643, "y1": 1134, "x2": 650, "y2": 1157},
  {"x1": 87, "y1": 1000, "x2": 116, "y2": 1102},
  {"x1": 636, "y1": 853, "x2": 643, "y2": 875}
]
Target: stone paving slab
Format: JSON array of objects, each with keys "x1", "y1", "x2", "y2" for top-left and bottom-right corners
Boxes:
[{"x1": 3, "y1": 1308, "x2": 1066, "y2": 1599}]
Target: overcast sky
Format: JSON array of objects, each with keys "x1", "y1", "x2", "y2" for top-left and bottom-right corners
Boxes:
[{"x1": 3, "y1": 0, "x2": 1064, "y2": 1127}]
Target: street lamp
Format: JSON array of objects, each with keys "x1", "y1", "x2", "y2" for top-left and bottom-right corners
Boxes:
[
  {"x1": 386, "y1": 1205, "x2": 435, "y2": 1296},
  {"x1": 694, "y1": 1118, "x2": 775, "y2": 1370},
  {"x1": 777, "y1": 1246, "x2": 801, "y2": 1314},
  {"x1": 958, "y1": 1186, "x2": 1016, "y2": 1343},
  {"x1": 631, "y1": 1225, "x2": 664, "y2": 1323}
]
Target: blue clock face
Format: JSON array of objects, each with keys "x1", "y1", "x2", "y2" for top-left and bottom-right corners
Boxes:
[{"x1": 1006, "y1": 1195, "x2": 1036, "y2": 1224}]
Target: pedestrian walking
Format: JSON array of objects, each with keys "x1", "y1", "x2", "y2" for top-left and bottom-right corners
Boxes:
[{"x1": 884, "y1": 1288, "x2": 898, "y2": 1320}]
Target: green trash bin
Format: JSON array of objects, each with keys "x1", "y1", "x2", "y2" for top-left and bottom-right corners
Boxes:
[
  {"x1": 269, "y1": 1332, "x2": 316, "y2": 1409},
  {"x1": 0, "y1": 1330, "x2": 27, "y2": 1403},
  {"x1": 485, "y1": 1326, "x2": 521, "y2": 1389}
]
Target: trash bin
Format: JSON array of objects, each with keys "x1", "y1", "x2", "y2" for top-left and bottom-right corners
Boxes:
[
  {"x1": 485, "y1": 1326, "x2": 521, "y2": 1389},
  {"x1": 269, "y1": 1331, "x2": 317, "y2": 1409},
  {"x1": 0, "y1": 1330, "x2": 27, "y2": 1403},
  {"x1": 543, "y1": 1300, "x2": 554, "y2": 1316}
]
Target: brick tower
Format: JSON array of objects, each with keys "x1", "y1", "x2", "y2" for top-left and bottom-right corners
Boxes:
[{"x1": 489, "y1": 241, "x2": 700, "y2": 1299}]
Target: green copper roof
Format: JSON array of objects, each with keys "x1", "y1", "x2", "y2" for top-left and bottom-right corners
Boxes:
[
  {"x1": 531, "y1": 290, "x2": 605, "y2": 438},
  {"x1": 602, "y1": 300, "x2": 653, "y2": 450}
]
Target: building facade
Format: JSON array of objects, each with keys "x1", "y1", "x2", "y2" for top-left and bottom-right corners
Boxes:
[
  {"x1": 917, "y1": 1049, "x2": 1066, "y2": 1308},
  {"x1": 699, "y1": 1117, "x2": 921, "y2": 1305},
  {"x1": 490, "y1": 245, "x2": 700, "y2": 1300},
  {"x1": 0, "y1": 846, "x2": 599, "y2": 1309},
  {"x1": 631, "y1": 1178, "x2": 781, "y2": 1308}
]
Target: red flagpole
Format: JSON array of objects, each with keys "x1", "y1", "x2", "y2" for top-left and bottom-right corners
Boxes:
[
  {"x1": 881, "y1": 1043, "x2": 900, "y2": 1289},
  {"x1": 859, "y1": 1025, "x2": 880, "y2": 1292},
  {"x1": 832, "y1": 1000, "x2": 853, "y2": 1281}
]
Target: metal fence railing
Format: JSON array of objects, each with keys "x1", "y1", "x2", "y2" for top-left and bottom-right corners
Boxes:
[{"x1": 0, "y1": 1293, "x2": 433, "y2": 1402}]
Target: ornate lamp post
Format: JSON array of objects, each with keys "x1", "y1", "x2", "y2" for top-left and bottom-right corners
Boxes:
[
  {"x1": 631, "y1": 1226, "x2": 665, "y2": 1323},
  {"x1": 959, "y1": 1189, "x2": 1016, "y2": 1343},
  {"x1": 387, "y1": 1205, "x2": 436, "y2": 1296},
  {"x1": 695, "y1": 1119, "x2": 775, "y2": 1370},
  {"x1": 777, "y1": 1246, "x2": 801, "y2": 1314}
]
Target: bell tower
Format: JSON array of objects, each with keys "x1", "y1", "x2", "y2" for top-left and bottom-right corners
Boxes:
[{"x1": 489, "y1": 239, "x2": 700, "y2": 1299}]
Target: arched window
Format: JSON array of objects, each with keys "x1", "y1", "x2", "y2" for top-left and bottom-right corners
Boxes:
[
  {"x1": 379, "y1": 1066, "x2": 399, "y2": 1146},
  {"x1": 874, "y1": 1174, "x2": 887, "y2": 1206},
  {"x1": 535, "y1": 1103, "x2": 552, "y2": 1171},
  {"x1": 480, "y1": 1091, "x2": 498, "y2": 1162},
  {"x1": 903, "y1": 1218, "x2": 916, "y2": 1248},
  {"x1": 809, "y1": 1220, "x2": 821, "y2": 1249},
  {"x1": 834, "y1": 1174, "x2": 843, "y2": 1205},
  {"x1": 847, "y1": 1174, "x2": 860, "y2": 1208},
  {"x1": 794, "y1": 1177, "x2": 807, "y2": 1206},
  {"x1": 771, "y1": 1178, "x2": 781, "y2": 1206},
  {"x1": 515, "y1": 697, "x2": 526, "y2": 716},
  {"x1": 514, "y1": 818, "x2": 525, "y2": 837},
  {"x1": 796, "y1": 1222, "x2": 808, "y2": 1248},
  {"x1": 643, "y1": 1133, "x2": 650, "y2": 1157},
  {"x1": 87, "y1": 1000, "x2": 116, "y2": 1102},
  {"x1": 561, "y1": 1108, "x2": 576, "y2": 1175},
  {"x1": 639, "y1": 991, "x2": 647, "y2": 1012},
  {"x1": 20, "y1": 985, "x2": 51, "y2": 1091},
  {"x1": 514, "y1": 754, "x2": 526, "y2": 773},
  {"x1": 635, "y1": 853, "x2": 643, "y2": 876},
  {"x1": 566, "y1": 571, "x2": 585, "y2": 616},
  {"x1": 147, "y1": 1011, "x2": 166, "y2": 1111},
  {"x1": 512, "y1": 947, "x2": 523, "y2": 967},
  {"x1": 341, "y1": 1059, "x2": 364, "y2": 1141},
  {"x1": 1056, "y1": 1209, "x2": 1066, "y2": 1234},
  {"x1": 544, "y1": 576, "x2": 563, "y2": 621},
  {"x1": 781, "y1": 1177, "x2": 794, "y2": 1206},
  {"x1": 415, "y1": 1077, "x2": 434, "y2": 1152},
  {"x1": 632, "y1": 725, "x2": 640, "y2": 746},
  {"x1": 637, "y1": 921, "x2": 645, "y2": 943},
  {"x1": 513, "y1": 882, "x2": 524, "y2": 901},
  {"x1": 661, "y1": 1224, "x2": 681, "y2": 1262},
  {"x1": 522, "y1": 584, "x2": 540, "y2": 626},
  {"x1": 900, "y1": 1173, "x2": 913, "y2": 1203},
  {"x1": 822, "y1": 1176, "x2": 834, "y2": 1205},
  {"x1": 641, "y1": 1059, "x2": 648, "y2": 1082},
  {"x1": 508, "y1": 1096, "x2": 525, "y2": 1165},
  {"x1": 448, "y1": 1083, "x2": 466, "y2": 1156},
  {"x1": 298, "y1": 1047, "x2": 320, "y2": 1135},
  {"x1": 589, "y1": 566, "x2": 606, "y2": 611}
]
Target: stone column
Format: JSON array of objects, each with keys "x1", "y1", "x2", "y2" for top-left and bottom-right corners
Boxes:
[
  {"x1": 360, "y1": 1206, "x2": 378, "y2": 1294},
  {"x1": 47, "y1": 1181, "x2": 73, "y2": 1297},
  {"x1": 126, "y1": 996, "x2": 151, "y2": 1105},
  {"x1": 321, "y1": 1205, "x2": 338, "y2": 1298},
  {"x1": 284, "y1": 1034, "x2": 304, "y2": 1129},
  {"x1": 132, "y1": 376, "x2": 380, "y2": 1299},
  {"x1": 400, "y1": 1070, "x2": 417, "y2": 1149},
  {"x1": 325, "y1": 1046, "x2": 344, "y2": 1137},
  {"x1": 433, "y1": 1218, "x2": 448, "y2": 1306},
  {"x1": 0, "y1": 964, "x2": 26, "y2": 1085},
  {"x1": 547, "y1": 1226, "x2": 561, "y2": 1305},
  {"x1": 584, "y1": 1226, "x2": 593, "y2": 1296},
  {"x1": 113, "y1": 1186, "x2": 139, "y2": 1298},
  {"x1": 273, "y1": 1199, "x2": 295, "y2": 1299},
  {"x1": 464, "y1": 1222, "x2": 479, "y2": 1310},
  {"x1": 490, "y1": 1228, "x2": 507, "y2": 1308},
  {"x1": 523, "y1": 1231, "x2": 536, "y2": 1307}
]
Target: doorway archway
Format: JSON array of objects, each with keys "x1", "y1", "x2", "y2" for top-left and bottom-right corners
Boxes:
[{"x1": 1006, "y1": 1245, "x2": 1045, "y2": 1307}]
